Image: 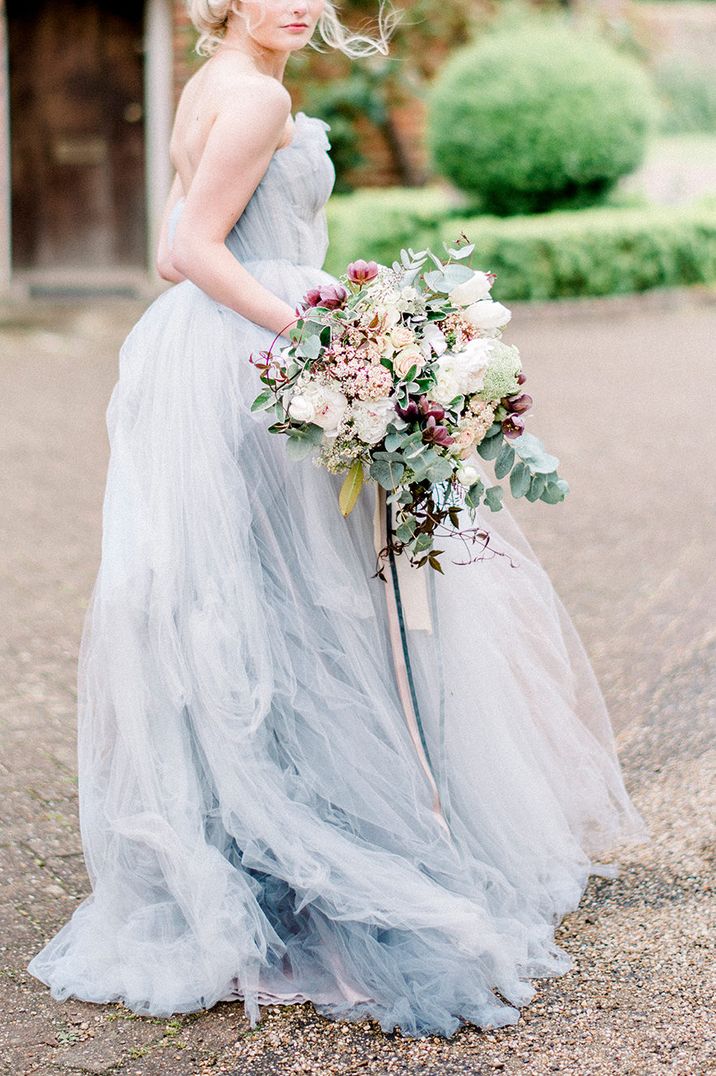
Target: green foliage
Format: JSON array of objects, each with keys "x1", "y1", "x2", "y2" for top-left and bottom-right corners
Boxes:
[
  {"x1": 475, "y1": 427, "x2": 568, "y2": 506},
  {"x1": 425, "y1": 17, "x2": 660, "y2": 215},
  {"x1": 325, "y1": 194, "x2": 716, "y2": 300},
  {"x1": 324, "y1": 186, "x2": 456, "y2": 269},
  {"x1": 436, "y1": 205, "x2": 716, "y2": 299}
]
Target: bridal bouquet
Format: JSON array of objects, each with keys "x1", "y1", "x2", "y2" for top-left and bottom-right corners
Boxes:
[{"x1": 250, "y1": 235, "x2": 568, "y2": 572}]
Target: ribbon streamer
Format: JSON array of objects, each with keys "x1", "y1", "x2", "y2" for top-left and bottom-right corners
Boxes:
[{"x1": 372, "y1": 484, "x2": 449, "y2": 832}]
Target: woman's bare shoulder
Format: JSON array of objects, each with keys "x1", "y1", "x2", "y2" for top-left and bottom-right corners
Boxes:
[
  {"x1": 171, "y1": 61, "x2": 291, "y2": 176},
  {"x1": 183, "y1": 58, "x2": 291, "y2": 116}
]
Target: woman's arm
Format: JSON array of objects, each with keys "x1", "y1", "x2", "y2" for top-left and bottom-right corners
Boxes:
[
  {"x1": 156, "y1": 171, "x2": 188, "y2": 283},
  {"x1": 170, "y1": 76, "x2": 302, "y2": 341}
]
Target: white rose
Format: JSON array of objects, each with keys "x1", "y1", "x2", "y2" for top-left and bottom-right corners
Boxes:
[
  {"x1": 463, "y1": 299, "x2": 512, "y2": 331},
  {"x1": 456, "y1": 462, "x2": 480, "y2": 487},
  {"x1": 448, "y1": 271, "x2": 493, "y2": 307},
  {"x1": 351, "y1": 396, "x2": 396, "y2": 445},
  {"x1": 288, "y1": 394, "x2": 316, "y2": 423},
  {"x1": 392, "y1": 345, "x2": 425, "y2": 378}
]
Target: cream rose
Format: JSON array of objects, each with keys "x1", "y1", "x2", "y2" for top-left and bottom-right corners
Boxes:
[
  {"x1": 392, "y1": 345, "x2": 425, "y2": 379},
  {"x1": 388, "y1": 325, "x2": 415, "y2": 349},
  {"x1": 432, "y1": 368, "x2": 463, "y2": 407}
]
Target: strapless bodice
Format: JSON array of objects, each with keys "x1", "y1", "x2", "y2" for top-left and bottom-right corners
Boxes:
[{"x1": 168, "y1": 112, "x2": 336, "y2": 270}]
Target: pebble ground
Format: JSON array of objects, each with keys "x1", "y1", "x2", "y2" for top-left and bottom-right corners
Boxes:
[{"x1": 1, "y1": 289, "x2": 714, "y2": 1075}]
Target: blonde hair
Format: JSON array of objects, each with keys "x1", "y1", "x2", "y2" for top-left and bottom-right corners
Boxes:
[{"x1": 187, "y1": 0, "x2": 403, "y2": 59}]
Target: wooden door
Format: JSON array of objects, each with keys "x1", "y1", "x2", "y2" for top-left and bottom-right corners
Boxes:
[{"x1": 8, "y1": 0, "x2": 146, "y2": 269}]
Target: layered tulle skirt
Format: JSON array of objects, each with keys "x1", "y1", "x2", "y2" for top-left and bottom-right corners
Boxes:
[{"x1": 27, "y1": 263, "x2": 647, "y2": 1038}]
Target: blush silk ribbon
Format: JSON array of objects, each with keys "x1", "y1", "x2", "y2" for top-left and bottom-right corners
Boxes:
[{"x1": 372, "y1": 483, "x2": 449, "y2": 832}]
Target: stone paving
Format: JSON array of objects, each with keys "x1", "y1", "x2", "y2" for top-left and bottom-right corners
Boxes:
[{"x1": 0, "y1": 290, "x2": 714, "y2": 1075}]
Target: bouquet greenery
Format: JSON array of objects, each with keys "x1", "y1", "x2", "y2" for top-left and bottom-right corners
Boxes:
[{"x1": 250, "y1": 236, "x2": 568, "y2": 572}]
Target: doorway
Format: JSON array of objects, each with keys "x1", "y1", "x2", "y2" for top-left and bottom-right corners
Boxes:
[{"x1": 8, "y1": 0, "x2": 147, "y2": 270}]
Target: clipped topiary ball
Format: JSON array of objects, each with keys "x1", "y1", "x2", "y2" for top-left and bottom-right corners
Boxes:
[{"x1": 426, "y1": 20, "x2": 659, "y2": 215}]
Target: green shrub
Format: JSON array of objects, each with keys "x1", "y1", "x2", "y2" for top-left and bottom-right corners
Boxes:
[
  {"x1": 325, "y1": 195, "x2": 716, "y2": 300},
  {"x1": 324, "y1": 186, "x2": 459, "y2": 270},
  {"x1": 425, "y1": 19, "x2": 659, "y2": 215},
  {"x1": 435, "y1": 207, "x2": 716, "y2": 299}
]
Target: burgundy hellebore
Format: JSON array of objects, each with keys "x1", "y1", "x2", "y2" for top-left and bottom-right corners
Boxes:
[
  {"x1": 502, "y1": 414, "x2": 525, "y2": 439},
  {"x1": 347, "y1": 259, "x2": 380, "y2": 284},
  {"x1": 394, "y1": 400, "x2": 420, "y2": 422},
  {"x1": 422, "y1": 415, "x2": 455, "y2": 447},
  {"x1": 417, "y1": 395, "x2": 446, "y2": 423},
  {"x1": 300, "y1": 284, "x2": 348, "y2": 311},
  {"x1": 505, "y1": 393, "x2": 533, "y2": 415}
]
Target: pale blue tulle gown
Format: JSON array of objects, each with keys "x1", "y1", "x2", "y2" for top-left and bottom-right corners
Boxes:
[{"x1": 27, "y1": 112, "x2": 647, "y2": 1038}]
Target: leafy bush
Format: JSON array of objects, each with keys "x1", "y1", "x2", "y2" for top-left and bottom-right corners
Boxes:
[
  {"x1": 425, "y1": 19, "x2": 659, "y2": 215},
  {"x1": 435, "y1": 206, "x2": 716, "y2": 299},
  {"x1": 323, "y1": 186, "x2": 457, "y2": 270},
  {"x1": 325, "y1": 194, "x2": 716, "y2": 299}
]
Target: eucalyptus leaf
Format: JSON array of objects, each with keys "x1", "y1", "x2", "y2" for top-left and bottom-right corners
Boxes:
[
  {"x1": 477, "y1": 433, "x2": 503, "y2": 461},
  {"x1": 510, "y1": 461, "x2": 531, "y2": 498},
  {"x1": 372, "y1": 450, "x2": 404, "y2": 463},
  {"x1": 408, "y1": 452, "x2": 434, "y2": 482},
  {"x1": 484, "y1": 485, "x2": 504, "y2": 511},
  {"x1": 526, "y1": 472, "x2": 547, "y2": 501},
  {"x1": 494, "y1": 441, "x2": 515, "y2": 479},
  {"x1": 423, "y1": 263, "x2": 474, "y2": 293},
  {"x1": 384, "y1": 430, "x2": 404, "y2": 452},
  {"x1": 426, "y1": 456, "x2": 455, "y2": 483},
  {"x1": 370, "y1": 457, "x2": 405, "y2": 490},
  {"x1": 395, "y1": 519, "x2": 416, "y2": 543},
  {"x1": 286, "y1": 435, "x2": 318, "y2": 461},
  {"x1": 444, "y1": 241, "x2": 475, "y2": 260},
  {"x1": 540, "y1": 484, "x2": 563, "y2": 504},
  {"x1": 299, "y1": 333, "x2": 324, "y2": 360},
  {"x1": 513, "y1": 431, "x2": 560, "y2": 475},
  {"x1": 413, "y1": 532, "x2": 433, "y2": 554},
  {"x1": 465, "y1": 479, "x2": 485, "y2": 509}
]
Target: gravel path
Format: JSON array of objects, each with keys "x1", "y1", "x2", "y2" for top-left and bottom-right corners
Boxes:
[{"x1": 0, "y1": 291, "x2": 714, "y2": 1075}]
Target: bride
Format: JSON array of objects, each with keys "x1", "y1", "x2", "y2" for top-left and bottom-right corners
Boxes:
[{"x1": 27, "y1": 0, "x2": 647, "y2": 1039}]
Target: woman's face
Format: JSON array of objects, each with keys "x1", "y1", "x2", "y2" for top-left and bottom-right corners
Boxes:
[{"x1": 235, "y1": 0, "x2": 326, "y2": 51}]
